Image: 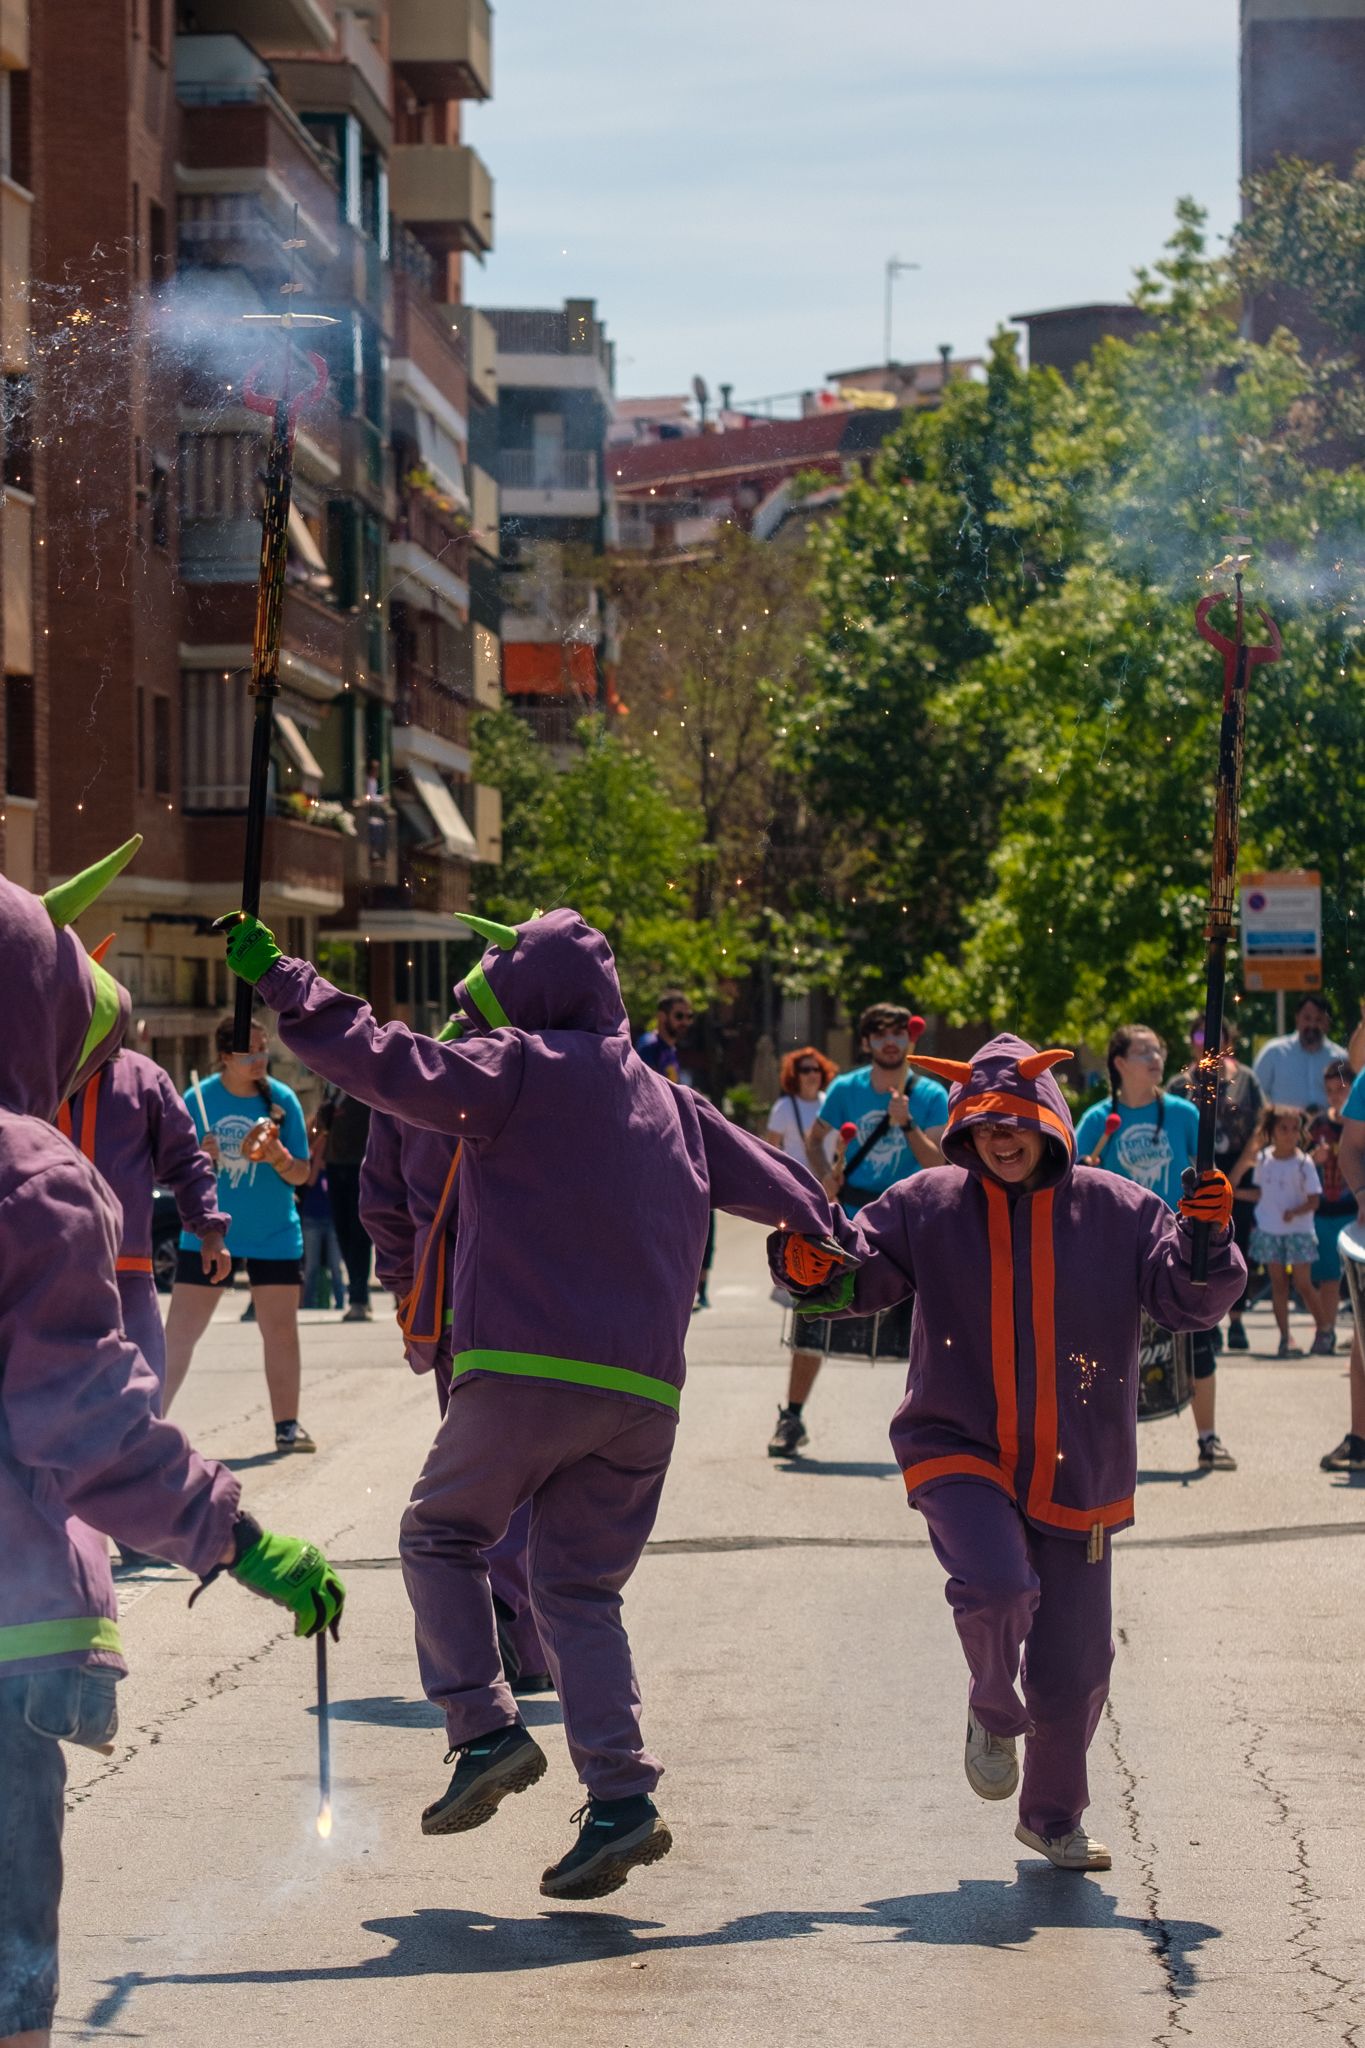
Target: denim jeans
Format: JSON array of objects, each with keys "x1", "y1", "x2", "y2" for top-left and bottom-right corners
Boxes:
[
  {"x1": 302, "y1": 1216, "x2": 346, "y2": 1310},
  {"x1": 0, "y1": 1667, "x2": 120, "y2": 2035}
]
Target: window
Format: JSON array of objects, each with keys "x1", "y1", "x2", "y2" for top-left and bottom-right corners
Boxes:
[
  {"x1": 150, "y1": 464, "x2": 169, "y2": 549},
  {"x1": 148, "y1": 201, "x2": 169, "y2": 283},
  {"x1": 136, "y1": 686, "x2": 146, "y2": 793},
  {"x1": 4, "y1": 677, "x2": 36, "y2": 798},
  {"x1": 131, "y1": 180, "x2": 141, "y2": 277},
  {"x1": 1, "y1": 71, "x2": 31, "y2": 191},
  {"x1": 152, "y1": 694, "x2": 172, "y2": 797}
]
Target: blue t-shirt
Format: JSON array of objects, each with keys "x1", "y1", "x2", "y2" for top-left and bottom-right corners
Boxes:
[
  {"x1": 635, "y1": 1030, "x2": 683, "y2": 1084},
  {"x1": 820, "y1": 1066, "x2": 950, "y2": 1213},
  {"x1": 1344, "y1": 1070, "x2": 1365, "y2": 1126},
  {"x1": 181, "y1": 1073, "x2": 307, "y2": 1260},
  {"x1": 1074, "y1": 1092, "x2": 1199, "y2": 1211}
]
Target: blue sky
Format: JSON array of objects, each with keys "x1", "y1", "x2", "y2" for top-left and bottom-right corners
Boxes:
[{"x1": 464, "y1": 0, "x2": 1240, "y2": 402}]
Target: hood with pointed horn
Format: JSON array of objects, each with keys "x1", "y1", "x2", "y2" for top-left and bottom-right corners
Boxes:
[
  {"x1": 0, "y1": 854, "x2": 136, "y2": 1119},
  {"x1": 936, "y1": 1032, "x2": 1076, "y2": 1189},
  {"x1": 453, "y1": 907, "x2": 628, "y2": 1038}
]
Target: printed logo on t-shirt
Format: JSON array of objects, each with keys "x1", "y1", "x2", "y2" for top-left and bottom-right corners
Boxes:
[
  {"x1": 213, "y1": 1114, "x2": 267, "y2": 1190},
  {"x1": 1114, "y1": 1120, "x2": 1174, "y2": 1194},
  {"x1": 851, "y1": 1109, "x2": 910, "y2": 1179}
]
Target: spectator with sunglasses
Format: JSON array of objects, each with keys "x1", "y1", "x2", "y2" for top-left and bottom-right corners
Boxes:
[{"x1": 766, "y1": 1004, "x2": 947, "y2": 1457}]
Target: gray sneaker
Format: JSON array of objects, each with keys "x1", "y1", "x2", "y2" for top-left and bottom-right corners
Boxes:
[
  {"x1": 274, "y1": 1421, "x2": 317, "y2": 1454},
  {"x1": 767, "y1": 1407, "x2": 809, "y2": 1458},
  {"x1": 965, "y1": 1710, "x2": 1019, "y2": 1800}
]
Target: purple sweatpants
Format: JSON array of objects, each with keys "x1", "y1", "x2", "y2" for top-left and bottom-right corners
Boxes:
[
  {"x1": 401, "y1": 1374, "x2": 676, "y2": 1799},
  {"x1": 917, "y1": 1479, "x2": 1114, "y2": 1840},
  {"x1": 119, "y1": 1272, "x2": 165, "y2": 1403},
  {"x1": 431, "y1": 1367, "x2": 547, "y2": 1676}
]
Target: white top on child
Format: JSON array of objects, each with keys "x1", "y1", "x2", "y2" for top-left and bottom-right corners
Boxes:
[
  {"x1": 1253, "y1": 1148, "x2": 1321, "y2": 1236},
  {"x1": 766, "y1": 1091, "x2": 827, "y2": 1162}
]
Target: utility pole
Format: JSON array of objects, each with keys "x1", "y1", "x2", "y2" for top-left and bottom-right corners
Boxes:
[{"x1": 884, "y1": 256, "x2": 920, "y2": 366}]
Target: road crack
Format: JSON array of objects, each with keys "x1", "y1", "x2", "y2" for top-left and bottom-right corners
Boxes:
[{"x1": 1103, "y1": 1693, "x2": 1191, "y2": 2045}]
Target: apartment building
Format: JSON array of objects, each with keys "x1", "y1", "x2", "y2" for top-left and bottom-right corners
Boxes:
[
  {"x1": 25, "y1": 0, "x2": 501, "y2": 1070},
  {"x1": 484, "y1": 297, "x2": 614, "y2": 750},
  {"x1": 0, "y1": 0, "x2": 39, "y2": 889}
]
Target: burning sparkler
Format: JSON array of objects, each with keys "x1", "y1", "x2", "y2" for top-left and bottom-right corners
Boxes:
[{"x1": 316, "y1": 1630, "x2": 332, "y2": 1839}]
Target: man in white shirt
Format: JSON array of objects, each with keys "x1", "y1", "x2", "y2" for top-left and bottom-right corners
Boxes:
[{"x1": 1252, "y1": 997, "x2": 1347, "y2": 1111}]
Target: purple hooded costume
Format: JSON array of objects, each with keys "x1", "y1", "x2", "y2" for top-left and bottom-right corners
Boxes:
[
  {"x1": 0, "y1": 871, "x2": 240, "y2": 1684},
  {"x1": 776, "y1": 1033, "x2": 1244, "y2": 1840},
  {"x1": 59, "y1": 1050, "x2": 228, "y2": 1391},
  {"x1": 360, "y1": 1108, "x2": 546, "y2": 1678},
  {"x1": 253, "y1": 909, "x2": 833, "y2": 1794}
]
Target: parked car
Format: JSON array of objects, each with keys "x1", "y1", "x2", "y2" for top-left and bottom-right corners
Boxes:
[{"x1": 152, "y1": 1188, "x2": 180, "y2": 1292}]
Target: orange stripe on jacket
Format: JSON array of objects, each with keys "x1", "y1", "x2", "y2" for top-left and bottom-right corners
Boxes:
[
  {"x1": 902, "y1": 1454, "x2": 1014, "y2": 1495},
  {"x1": 115, "y1": 1256, "x2": 153, "y2": 1275},
  {"x1": 1030, "y1": 1492, "x2": 1134, "y2": 1533},
  {"x1": 57, "y1": 1068, "x2": 102, "y2": 1164},
  {"x1": 1026, "y1": 1189, "x2": 1058, "y2": 1521},
  {"x1": 401, "y1": 1142, "x2": 462, "y2": 1345},
  {"x1": 947, "y1": 1089, "x2": 1073, "y2": 1153},
  {"x1": 983, "y1": 1178, "x2": 1019, "y2": 1492}
]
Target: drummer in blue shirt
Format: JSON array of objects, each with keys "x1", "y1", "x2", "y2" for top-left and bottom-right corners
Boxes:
[{"x1": 1321, "y1": 1063, "x2": 1365, "y2": 1471}]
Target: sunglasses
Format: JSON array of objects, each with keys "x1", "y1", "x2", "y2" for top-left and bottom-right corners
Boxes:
[{"x1": 795, "y1": 1063, "x2": 822, "y2": 1076}]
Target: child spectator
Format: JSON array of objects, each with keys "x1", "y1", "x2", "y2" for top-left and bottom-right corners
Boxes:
[
  {"x1": 1306, "y1": 1060, "x2": 1355, "y2": 1346},
  {"x1": 1252, "y1": 1106, "x2": 1331, "y2": 1357}
]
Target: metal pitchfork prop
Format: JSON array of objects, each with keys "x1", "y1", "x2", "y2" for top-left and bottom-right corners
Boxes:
[
  {"x1": 225, "y1": 333, "x2": 331, "y2": 1053},
  {"x1": 1190, "y1": 572, "x2": 1281, "y2": 1283}
]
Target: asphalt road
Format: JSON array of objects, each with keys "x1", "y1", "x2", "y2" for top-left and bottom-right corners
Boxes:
[{"x1": 56, "y1": 1217, "x2": 1365, "y2": 2047}]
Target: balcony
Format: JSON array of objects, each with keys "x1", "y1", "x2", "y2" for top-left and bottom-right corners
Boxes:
[
  {"x1": 181, "y1": 583, "x2": 348, "y2": 701},
  {"x1": 395, "y1": 670, "x2": 472, "y2": 752},
  {"x1": 348, "y1": 797, "x2": 398, "y2": 890},
  {"x1": 370, "y1": 857, "x2": 472, "y2": 918},
  {"x1": 270, "y1": 12, "x2": 393, "y2": 157},
  {"x1": 1, "y1": 0, "x2": 28, "y2": 67},
  {"x1": 497, "y1": 448, "x2": 601, "y2": 521},
  {"x1": 484, "y1": 300, "x2": 613, "y2": 401},
  {"x1": 177, "y1": 82, "x2": 340, "y2": 265},
  {"x1": 186, "y1": 813, "x2": 346, "y2": 912},
  {"x1": 389, "y1": 143, "x2": 493, "y2": 258},
  {"x1": 469, "y1": 461, "x2": 498, "y2": 557},
  {"x1": 1, "y1": 181, "x2": 30, "y2": 374},
  {"x1": 472, "y1": 623, "x2": 500, "y2": 709},
  {"x1": 178, "y1": 0, "x2": 336, "y2": 55},
  {"x1": 392, "y1": 270, "x2": 468, "y2": 420},
  {"x1": 391, "y1": 0, "x2": 491, "y2": 100},
  {"x1": 177, "y1": 189, "x2": 318, "y2": 292},
  {"x1": 466, "y1": 307, "x2": 498, "y2": 406}
]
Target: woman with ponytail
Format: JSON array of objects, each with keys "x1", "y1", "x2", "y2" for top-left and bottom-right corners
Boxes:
[{"x1": 163, "y1": 1017, "x2": 314, "y2": 1453}]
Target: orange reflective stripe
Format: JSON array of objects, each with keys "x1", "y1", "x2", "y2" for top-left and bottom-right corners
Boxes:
[
  {"x1": 401, "y1": 1142, "x2": 462, "y2": 1344},
  {"x1": 983, "y1": 1178, "x2": 1019, "y2": 1492},
  {"x1": 947, "y1": 1089, "x2": 1073, "y2": 1153},
  {"x1": 1026, "y1": 1189, "x2": 1058, "y2": 1521},
  {"x1": 1029, "y1": 1493, "x2": 1134, "y2": 1533},
  {"x1": 57, "y1": 1070, "x2": 101, "y2": 1163},
  {"x1": 901, "y1": 1454, "x2": 1014, "y2": 1495},
  {"x1": 115, "y1": 1256, "x2": 153, "y2": 1275}
]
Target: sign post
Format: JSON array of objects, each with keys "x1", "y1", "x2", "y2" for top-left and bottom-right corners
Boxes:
[{"x1": 1240, "y1": 870, "x2": 1323, "y2": 1035}]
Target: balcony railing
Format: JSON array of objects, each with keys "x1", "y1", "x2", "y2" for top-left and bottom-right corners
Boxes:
[
  {"x1": 391, "y1": 0, "x2": 491, "y2": 100},
  {"x1": 185, "y1": 813, "x2": 346, "y2": 909},
  {"x1": 498, "y1": 449, "x2": 597, "y2": 493},
  {"x1": 175, "y1": 0, "x2": 334, "y2": 56},
  {"x1": 511, "y1": 702, "x2": 588, "y2": 750},
  {"x1": 395, "y1": 671, "x2": 472, "y2": 749},
  {"x1": 389, "y1": 143, "x2": 493, "y2": 257},
  {"x1": 370, "y1": 860, "x2": 472, "y2": 917},
  {"x1": 393, "y1": 486, "x2": 468, "y2": 562}
]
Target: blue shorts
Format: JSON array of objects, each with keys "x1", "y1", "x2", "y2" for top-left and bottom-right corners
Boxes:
[
  {"x1": 1313, "y1": 1209, "x2": 1353, "y2": 1286},
  {"x1": 0, "y1": 1667, "x2": 120, "y2": 2036}
]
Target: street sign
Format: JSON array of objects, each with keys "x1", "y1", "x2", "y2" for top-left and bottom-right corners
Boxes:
[{"x1": 1239, "y1": 870, "x2": 1322, "y2": 992}]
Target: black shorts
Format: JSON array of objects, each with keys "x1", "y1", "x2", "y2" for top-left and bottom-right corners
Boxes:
[{"x1": 174, "y1": 1250, "x2": 302, "y2": 1289}]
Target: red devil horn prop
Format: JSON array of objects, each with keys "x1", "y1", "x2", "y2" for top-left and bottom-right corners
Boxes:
[
  {"x1": 908, "y1": 1055, "x2": 974, "y2": 1086},
  {"x1": 1017, "y1": 1048, "x2": 1074, "y2": 1080},
  {"x1": 89, "y1": 933, "x2": 117, "y2": 965}
]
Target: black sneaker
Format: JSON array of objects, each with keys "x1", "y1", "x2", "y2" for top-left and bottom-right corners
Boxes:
[
  {"x1": 1197, "y1": 1434, "x2": 1237, "y2": 1471},
  {"x1": 767, "y1": 1406, "x2": 809, "y2": 1458},
  {"x1": 420, "y1": 1723, "x2": 548, "y2": 1835},
  {"x1": 274, "y1": 1421, "x2": 317, "y2": 1454},
  {"x1": 540, "y1": 1793, "x2": 672, "y2": 1900},
  {"x1": 1320, "y1": 1434, "x2": 1365, "y2": 1472},
  {"x1": 1225, "y1": 1321, "x2": 1249, "y2": 1351}
]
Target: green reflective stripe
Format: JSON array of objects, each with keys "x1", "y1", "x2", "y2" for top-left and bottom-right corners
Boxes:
[
  {"x1": 0, "y1": 1615, "x2": 123, "y2": 1664},
  {"x1": 443, "y1": 1309, "x2": 455, "y2": 1326},
  {"x1": 454, "y1": 1348, "x2": 681, "y2": 1413},
  {"x1": 464, "y1": 961, "x2": 510, "y2": 1029},
  {"x1": 77, "y1": 958, "x2": 124, "y2": 1077}
]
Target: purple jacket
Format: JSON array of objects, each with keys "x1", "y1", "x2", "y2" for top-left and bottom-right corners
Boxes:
[
  {"x1": 59, "y1": 1049, "x2": 228, "y2": 1266},
  {"x1": 258, "y1": 909, "x2": 834, "y2": 1413},
  {"x1": 0, "y1": 874, "x2": 241, "y2": 1678},
  {"x1": 778, "y1": 1034, "x2": 1245, "y2": 1541},
  {"x1": 360, "y1": 1109, "x2": 460, "y2": 1377}
]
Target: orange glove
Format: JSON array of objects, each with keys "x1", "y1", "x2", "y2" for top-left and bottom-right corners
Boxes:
[
  {"x1": 1178, "y1": 1168, "x2": 1234, "y2": 1232},
  {"x1": 782, "y1": 1235, "x2": 842, "y2": 1290}
]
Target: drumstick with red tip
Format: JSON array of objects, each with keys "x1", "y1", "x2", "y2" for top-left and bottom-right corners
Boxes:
[
  {"x1": 1084, "y1": 1111, "x2": 1121, "y2": 1167},
  {"x1": 908, "y1": 1016, "x2": 926, "y2": 1042}
]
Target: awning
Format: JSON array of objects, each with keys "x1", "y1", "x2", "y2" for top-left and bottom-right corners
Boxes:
[
  {"x1": 275, "y1": 712, "x2": 324, "y2": 790},
  {"x1": 288, "y1": 503, "x2": 332, "y2": 588},
  {"x1": 403, "y1": 763, "x2": 478, "y2": 860}
]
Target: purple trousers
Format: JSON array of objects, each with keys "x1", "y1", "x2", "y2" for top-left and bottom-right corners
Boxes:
[
  {"x1": 119, "y1": 1272, "x2": 165, "y2": 1403},
  {"x1": 918, "y1": 1479, "x2": 1114, "y2": 1840},
  {"x1": 431, "y1": 1367, "x2": 547, "y2": 1673},
  {"x1": 401, "y1": 1374, "x2": 676, "y2": 1799}
]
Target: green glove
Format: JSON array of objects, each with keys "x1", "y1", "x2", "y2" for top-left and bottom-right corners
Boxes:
[
  {"x1": 220, "y1": 912, "x2": 283, "y2": 986},
  {"x1": 231, "y1": 1530, "x2": 346, "y2": 1639}
]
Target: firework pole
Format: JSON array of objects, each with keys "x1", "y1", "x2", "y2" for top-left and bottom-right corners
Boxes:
[
  {"x1": 1191, "y1": 553, "x2": 1281, "y2": 1283},
  {"x1": 224, "y1": 221, "x2": 335, "y2": 1051}
]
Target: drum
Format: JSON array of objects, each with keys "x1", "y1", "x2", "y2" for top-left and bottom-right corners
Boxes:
[
  {"x1": 1136, "y1": 1312, "x2": 1193, "y2": 1421},
  {"x1": 1338, "y1": 1220, "x2": 1365, "y2": 1352},
  {"x1": 781, "y1": 1295, "x2": 915, "y2": 1366}
]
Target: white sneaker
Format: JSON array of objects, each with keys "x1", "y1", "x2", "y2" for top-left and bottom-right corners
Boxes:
[
  {"x1": 1015, "y1": 1821, "x2": 1111, "y2": 1870},
  {"x1": 964, "y1": 1711, "x2": 1019, "y2": 1800}
]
